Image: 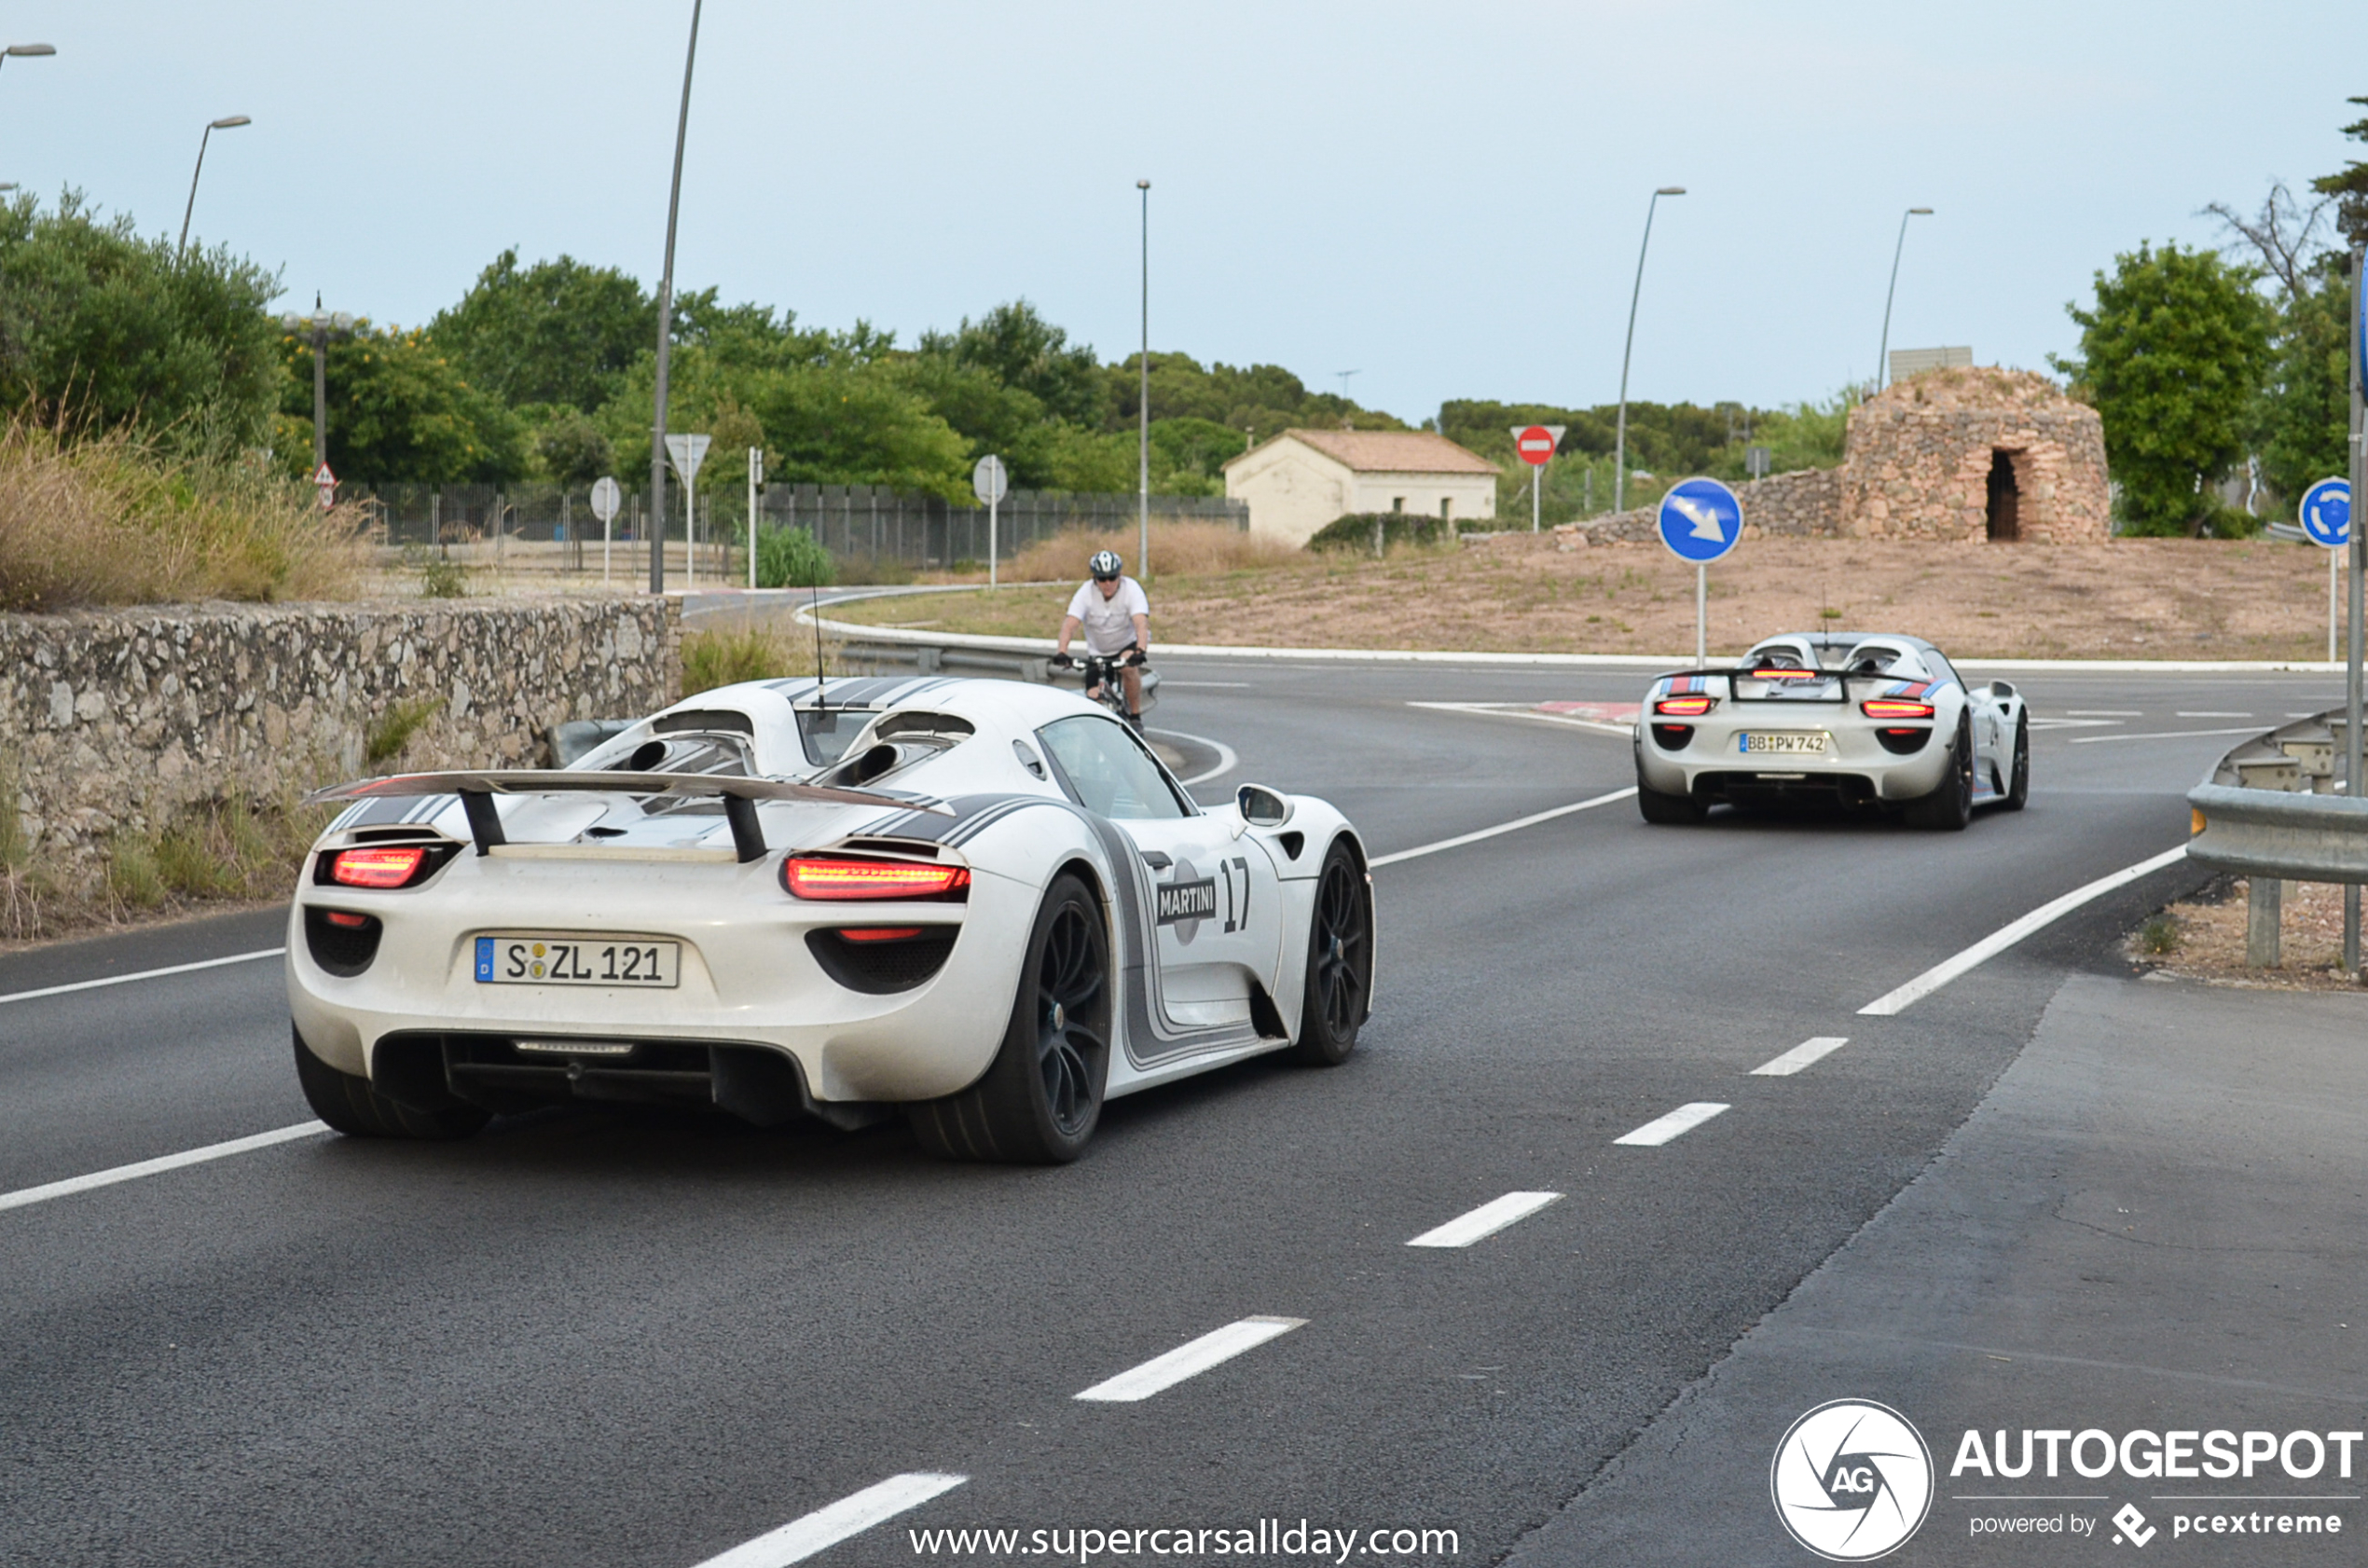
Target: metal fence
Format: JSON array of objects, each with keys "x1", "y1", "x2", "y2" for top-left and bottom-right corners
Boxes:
[{"x1": 353, "y1": 481, "x2": 1245, "y2": 571}]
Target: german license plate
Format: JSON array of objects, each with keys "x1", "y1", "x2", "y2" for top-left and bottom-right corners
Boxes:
[
  {"x1": 1738, "y1": 731, "x2": 1831, "y2": 755},
  {"x1": 475, "y1": 935, "x2": 679, "y2": 987}
]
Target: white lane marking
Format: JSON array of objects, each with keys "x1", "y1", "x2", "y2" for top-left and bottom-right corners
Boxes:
[
  {"x1": 2063, "y1": 709, "x2": 2142, "y2": 717},
  {"x1": 1407, "y1": 699, "x2": 1632, "y2": 738},
  {"x1": 1408, "y1": 1190, "x2": 1563, "y2": 1248},
  {"x1": 1614, "y1": 1102, "x2": 1730, "y2": 1147},
  {"x1": 2067, "y1": 726, "x2": 2268, "y2": 745},
  {"x1": 0, "y1": 1121, "x2": 329, "y2": 1214},
  {"x1": 1858, "y1": 843, "x2": 2191, "y2": 1016},
  {"x1": 1160, "y1": 680, "x2": 1252, "y2": 688},
  {"x1": 1074, "y1": 1316, "x2": 1306, "y2": 1402},
  {"x1": 1369, "y1": 788, "x2": 1637, "y2": 868},
  {"x1": 2176, "y1": 710, "x2": 2253, "y2": 718},
  {"x1": 0, "y1": 946, "x2": 285, "y2": 1007},
  {"x1": 1752, "y1": 1037, "x2": 1849, "y2": 1077},
  {"x1": 1151, "y1": 727, "x2": 1240, "y2": 787},
  {"x1": 692, "y1": 1474, "x2": 969, "y2": 1568},
  {"x1": 2026, "y1": 717, "x2": 2123, "y2": 731}
]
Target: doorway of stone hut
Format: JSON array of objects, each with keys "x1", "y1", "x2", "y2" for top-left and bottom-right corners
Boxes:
[{"x1": 1985, "y1": 449, "x2": 2021, "y2": 541}]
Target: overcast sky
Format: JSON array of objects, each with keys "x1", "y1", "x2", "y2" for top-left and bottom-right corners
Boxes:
[{"x1": 5, "y1": 2, "x2": 2362, "y2": 423}]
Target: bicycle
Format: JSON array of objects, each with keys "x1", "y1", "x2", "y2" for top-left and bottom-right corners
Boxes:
[{"x1": 1050, "y1": 648, "x2": 1159, "y2": 726}]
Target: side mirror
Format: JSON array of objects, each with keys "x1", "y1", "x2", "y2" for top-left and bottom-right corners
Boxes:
[
  {"x1": 1989, "y1": 681, "x2": 2017, "y2": 699},
  {"x1": 1236, "y1": 784, "x2": 1294, "y2": 829}
]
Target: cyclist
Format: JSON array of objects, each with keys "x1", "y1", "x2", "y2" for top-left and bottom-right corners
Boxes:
[{"x1": 1053, "y1": 549, "x2": 1150, "y2": 727}]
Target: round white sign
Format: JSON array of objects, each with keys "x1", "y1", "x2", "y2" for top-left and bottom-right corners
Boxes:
[
  {"x1": 590, "y1": 475, "x2": 622, "y2": 525},
  {"x1": 973, "y1": 453, "x2": 1009, "y2": 506}
]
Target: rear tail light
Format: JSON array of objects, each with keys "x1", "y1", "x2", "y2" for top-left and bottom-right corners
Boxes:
[
  {"x1": 1750, "y1": 667, "x2": 1821, "y2": 681},
  {"x1": 1655, "y1": 695, "x2": 1715, "y2": 717},
  {"x1": 782, "y1": 855, "x2": 971, "y2": 901},
  {"x1": 838, "y1": 927, "x2": 923, "y2": 942},
  {"x1": 1860, "y1": 698, "x2": 1935, "y2": 720},
  {"x1": 322, "y1": 844, "x2": 449, "y2": 888},
  {"x1": 324, "y1": 910, "x2": 371, "y2": 928}
]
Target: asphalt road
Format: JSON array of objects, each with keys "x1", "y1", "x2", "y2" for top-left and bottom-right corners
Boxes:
[{"x1": 0, "y1": 659, "x2": 2346, "y2": 1567}]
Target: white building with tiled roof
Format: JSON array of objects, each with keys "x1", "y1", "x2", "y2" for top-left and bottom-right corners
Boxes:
[{"x1": 1221, "y1": 429, "x2": 1498, "y2": 545}]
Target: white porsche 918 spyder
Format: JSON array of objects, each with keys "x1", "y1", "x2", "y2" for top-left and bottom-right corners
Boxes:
[
  {"x1": 1631, "y1": 631, "x2": 2029, "y2": 829},
  {"x1": 286, "y1": 675, "x2": 1373, "y2": 1162}
]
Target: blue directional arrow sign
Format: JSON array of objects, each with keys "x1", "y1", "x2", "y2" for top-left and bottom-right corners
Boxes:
[
  {"x1": 2300, "y1": 477, "x2": 2351, "y2": 549},
  {"x1": 1656, "y1": 476, "x2": 1743, "y2": 564}
]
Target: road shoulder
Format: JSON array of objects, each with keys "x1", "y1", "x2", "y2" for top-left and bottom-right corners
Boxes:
[{"x1": 1507, "y1": 972, "x2": 2368, "y2": 1566}]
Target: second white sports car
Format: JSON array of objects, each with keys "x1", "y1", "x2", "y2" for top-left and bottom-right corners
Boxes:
[
  {"x1": 287, "y1": 675, "x2": 1374, "y2": 1162},
  {"x1": 1632, "y1": 631, "x2": 2029, "y2": 829}
]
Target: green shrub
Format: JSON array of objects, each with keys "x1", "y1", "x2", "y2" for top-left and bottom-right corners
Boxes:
[
  {"x1": 365, "y1": 695, "x2": 444, "y2": 766},
  {"x1": 1305, "y1": 512, "x2": 1456, "y2": 553},
  {"x1": 755, "y1": 525, "x2": 836, "y2": 588},
  {"x1": 682, "y1": 626, "x2": 798, "y2": 695}
]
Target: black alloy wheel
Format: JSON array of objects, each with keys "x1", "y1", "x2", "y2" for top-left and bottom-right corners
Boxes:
[
  {"x1": 909, "y1": 873, "x2": 1111, "y2": 1162},
  {"x1": 1904, "y1": 715, "x2": 1975, "y2": 831},
  {"x1": 1289, "y1": 841, "x2": 1371, "y2": 1066},
  {"x1": 291, "y1": 1026, "x2": 489, "y2": 1140},
  {"x1": 2001, "y1": 711, "x2": 2031, "y2": 811}
]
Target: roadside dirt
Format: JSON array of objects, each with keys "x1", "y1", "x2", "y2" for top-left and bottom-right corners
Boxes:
[
  {"x1": 828, "y1": 535, "x2": 2342, "y2": 661},
  {"x1": 2127, "y1": 875, "x2": 2368, "y2": 993}
]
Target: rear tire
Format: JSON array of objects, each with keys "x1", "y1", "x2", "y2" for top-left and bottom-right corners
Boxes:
[
  {"x1": 2000, "y1": 711, "x2": 2030, "y2": 811},
  {"x1": 1636, "y1": 773, "x2": 1708, "y2": 824},
  {"x1": 1902, "y1": 717, "x2": 1974, "y2": 831},
  {"x1": 292, "y1": 1026, "x2": 489, "y2": 1140},
  {"x1": 909, "y1": 873, "x2": 1111, "y2": 1163},
  {"x1": 1288, "y1": 841, "x2": 1372, "y2": 1066}
]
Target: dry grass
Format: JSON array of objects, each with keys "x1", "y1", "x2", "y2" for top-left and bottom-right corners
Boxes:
[
  {"x1": 1004, "y1": 522, "x2": 1302, "y2": 585},
  {"x1": 2127, "y1": 876, "x2": 2368, "y2": 992},
  {"x1": 829, "y1": 535, "x2": 2348, "y2": 660},
  {"x1": 0, "y1": 416, "x2": 367, "y2": 611},
  {"x1": 681, "y1": 621, "x2": 847, "y2": 695},
  {"x1": 1, "y1": 789, "x2": 326, "y2": 947}
]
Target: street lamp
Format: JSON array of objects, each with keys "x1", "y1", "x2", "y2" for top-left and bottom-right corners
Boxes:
[
  {"x1": 0, "y1": 42, "x2": 56, "y2": 77},
  {"x1": 1614, "y1": 186, "x2": 1685, "y2": 515},
  {"x1": 649, "y1": 0, "x2": 704, "y2": 595},
  {"x1": 1136, "y1": 177, "x2": 1150, "y2": 580},
  {"x1": 277, "y1": 296, "x2": 357, "y2": 484},
  {"x1": 178, "y1": 116, "x2": 251, "y2": 259},
  {"x1": 1876, "y1": 207, "x2": 1935, "y2": 392}
]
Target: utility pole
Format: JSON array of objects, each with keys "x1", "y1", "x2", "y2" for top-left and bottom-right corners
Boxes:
[
  {"x1": 1136, "y1": 179, "x2": 1150, "y2": 580},
  {"x1": 2347, "y1": 245, "x2": 2365, "y2": 974},
  {"x1": 649, "y1": 0, "x2": 703, "y2": 595}
]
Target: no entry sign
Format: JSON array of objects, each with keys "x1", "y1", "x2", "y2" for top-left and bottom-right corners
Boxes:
[{"x1": 1514, "y1": 425, "x2": 1562, "y2": 467}]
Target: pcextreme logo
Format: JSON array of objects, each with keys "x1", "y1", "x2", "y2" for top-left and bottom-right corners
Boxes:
[{"x1": 1771, "y1": 1399, "x2": 1935, "y2": 1561}]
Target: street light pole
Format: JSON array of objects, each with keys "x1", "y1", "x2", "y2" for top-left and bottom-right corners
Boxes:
[
  {"x1": 1136, "y1": 178, "x2": 1150, "y2": 581},
  {"x1": 177, "y1": 116, "x2": 251, "y2": 260},
  {"x1": 650, "y1": 0, "x2": 704, "y2": 596},
  {"x1": 1614, "y1": 186, "x2": 1685, "y2": 516},
  {"x1": 278, "y1": 298, "x2": 355, "y2": 489},
  {"x1": 0, "y1": 42, "x2": 56, "y2": 85},
  {"x1": 1876, "y1": 207, "x2": 1934, "y2": 392}
]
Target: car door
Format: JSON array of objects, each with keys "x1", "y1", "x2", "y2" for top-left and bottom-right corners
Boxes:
[
  {"x1": 1925, "y1": 648, "x2": 2002, "y2": 784},
  {"x1": 1034, "y1": 714, "x2": 1282, "y2": 1034}
]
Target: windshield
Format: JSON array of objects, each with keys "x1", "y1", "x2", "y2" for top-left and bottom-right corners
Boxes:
[{"x1": 795, "y1": 708, "x2": 872, "y2": 767}]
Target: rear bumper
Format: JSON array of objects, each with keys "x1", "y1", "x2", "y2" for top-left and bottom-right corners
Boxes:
[{"x1": 1635, "y1": 727, "x2": 1950, "y2": 805}]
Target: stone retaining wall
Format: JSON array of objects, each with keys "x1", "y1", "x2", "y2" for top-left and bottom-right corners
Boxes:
[
  {"x1": 1569, "y1": 467, "x2": 1842, "y2": 544},
  {"x1": 3, "y1": 598, "x2": 680, "y2": 870}
]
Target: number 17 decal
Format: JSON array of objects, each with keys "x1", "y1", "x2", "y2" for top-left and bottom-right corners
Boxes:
[{"x1": 1219, "y1": 856, "x2": 1251, "y2": 932}]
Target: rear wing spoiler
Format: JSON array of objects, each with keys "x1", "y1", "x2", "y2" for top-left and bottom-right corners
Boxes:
[
  {"x1": 304, "y1": 769, "x2": 949, "y2": 863},
  {"x1": 1649, "y1": 667, "x2": 1935, "y2": 703}
]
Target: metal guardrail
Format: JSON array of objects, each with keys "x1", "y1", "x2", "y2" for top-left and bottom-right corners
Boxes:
[{"x1": 2185, "y1": 708, "x2": 2364, "y2": 966}]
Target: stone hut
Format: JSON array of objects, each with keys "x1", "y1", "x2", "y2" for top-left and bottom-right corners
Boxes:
[
  {"x1": 1838, "y1": 365, "x2": 2108, "y2": 543},
  {"x1": 1577, "y1": 364, "x2": 2110, "y2": 544}
]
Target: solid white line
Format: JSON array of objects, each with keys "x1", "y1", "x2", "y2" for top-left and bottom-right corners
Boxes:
[
  {"x1": 1858, "y1": 843, "x2": 2192, "y2": 1016},
  {"x1": 0, "y1": 946, "x2": 284, "y2": 1007},
  {"x1": 1752, "y1": 1037, "x2": 1850, "y2": 1077},
  {"x1": 1405, "y1": 700, "x2": 1634, "y2": 738},
  {"x1": 0, "y1": 1121, "x2": 329, "y2": 1214},
  {"x1": 2066, "y1": 725, "x2": 2266, "y2": 745},
  {"x1": 1614, "y1": 1102, "x2": 1730, "y2": 1147},
  {"x1": 692, "y1": 1474, "x2": 969, "y2": 1568},
  {"x1": 1152, "y1": 727, "x2": 1240, "y2": 786},
  {"x1": 2063, "y1": 709, "x2": 2142, "y2": 717},
  {"x1": 1074, "y1": 1316, "x2": 1306, "y2": 1402},
  {"x1": 1407, "y1": 1190, "x2": 1563, "y2": 1248},
  {"x1": 1369, "y1": 788, "x2": 1637, "y2": 868},
  {"x1": 2175, "y1": 710, "x2": 2253, "y2": 718}
]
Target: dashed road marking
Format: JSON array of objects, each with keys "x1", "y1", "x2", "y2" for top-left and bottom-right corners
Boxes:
[
  {"x1": 0, "y1": 1121, "x2": 328, "y2": 1215},
  {"x1": 1752, "y1": 1037, "x2": 1849, "y2": 1077},
  {"x1": 1858, "y1": 844, "x2": 2190, "y2": 1015},
  {"x1": 1074, "y1": 1316, "x2": 1306, "y2": 1402},
  {"x1": 2175, "y1": 710, "x2": 2253, "y2": 718},
  {"x1": 1613, "y1": 1103, "x2": 1730, "y2": 1147},
  {"x1": 1370, "y1": 788, "x2": 1637, "y2": 867},
  {"x1": 1407, "y1": 1191, "x2": 1563, "y2": 1248},
  {"x1": 2067, "y1": 726, "x2": 2267, "y2": 746},
  {"x1": 692, "y1": 1473, "x2": 969, "y2": 1568},
  {"x1": 0, "y1": 947, "x2": 284, "y2": 1007}
]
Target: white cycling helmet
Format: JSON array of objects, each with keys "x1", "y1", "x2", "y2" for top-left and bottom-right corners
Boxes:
[{"x1": 1089, "y1": 550, "x2": 1123, "y2": 581}]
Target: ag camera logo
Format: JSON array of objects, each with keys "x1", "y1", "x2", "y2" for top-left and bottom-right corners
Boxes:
[{"x1": 1771, "y1": 1399, "x2": 1934, "y2": 1561}]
